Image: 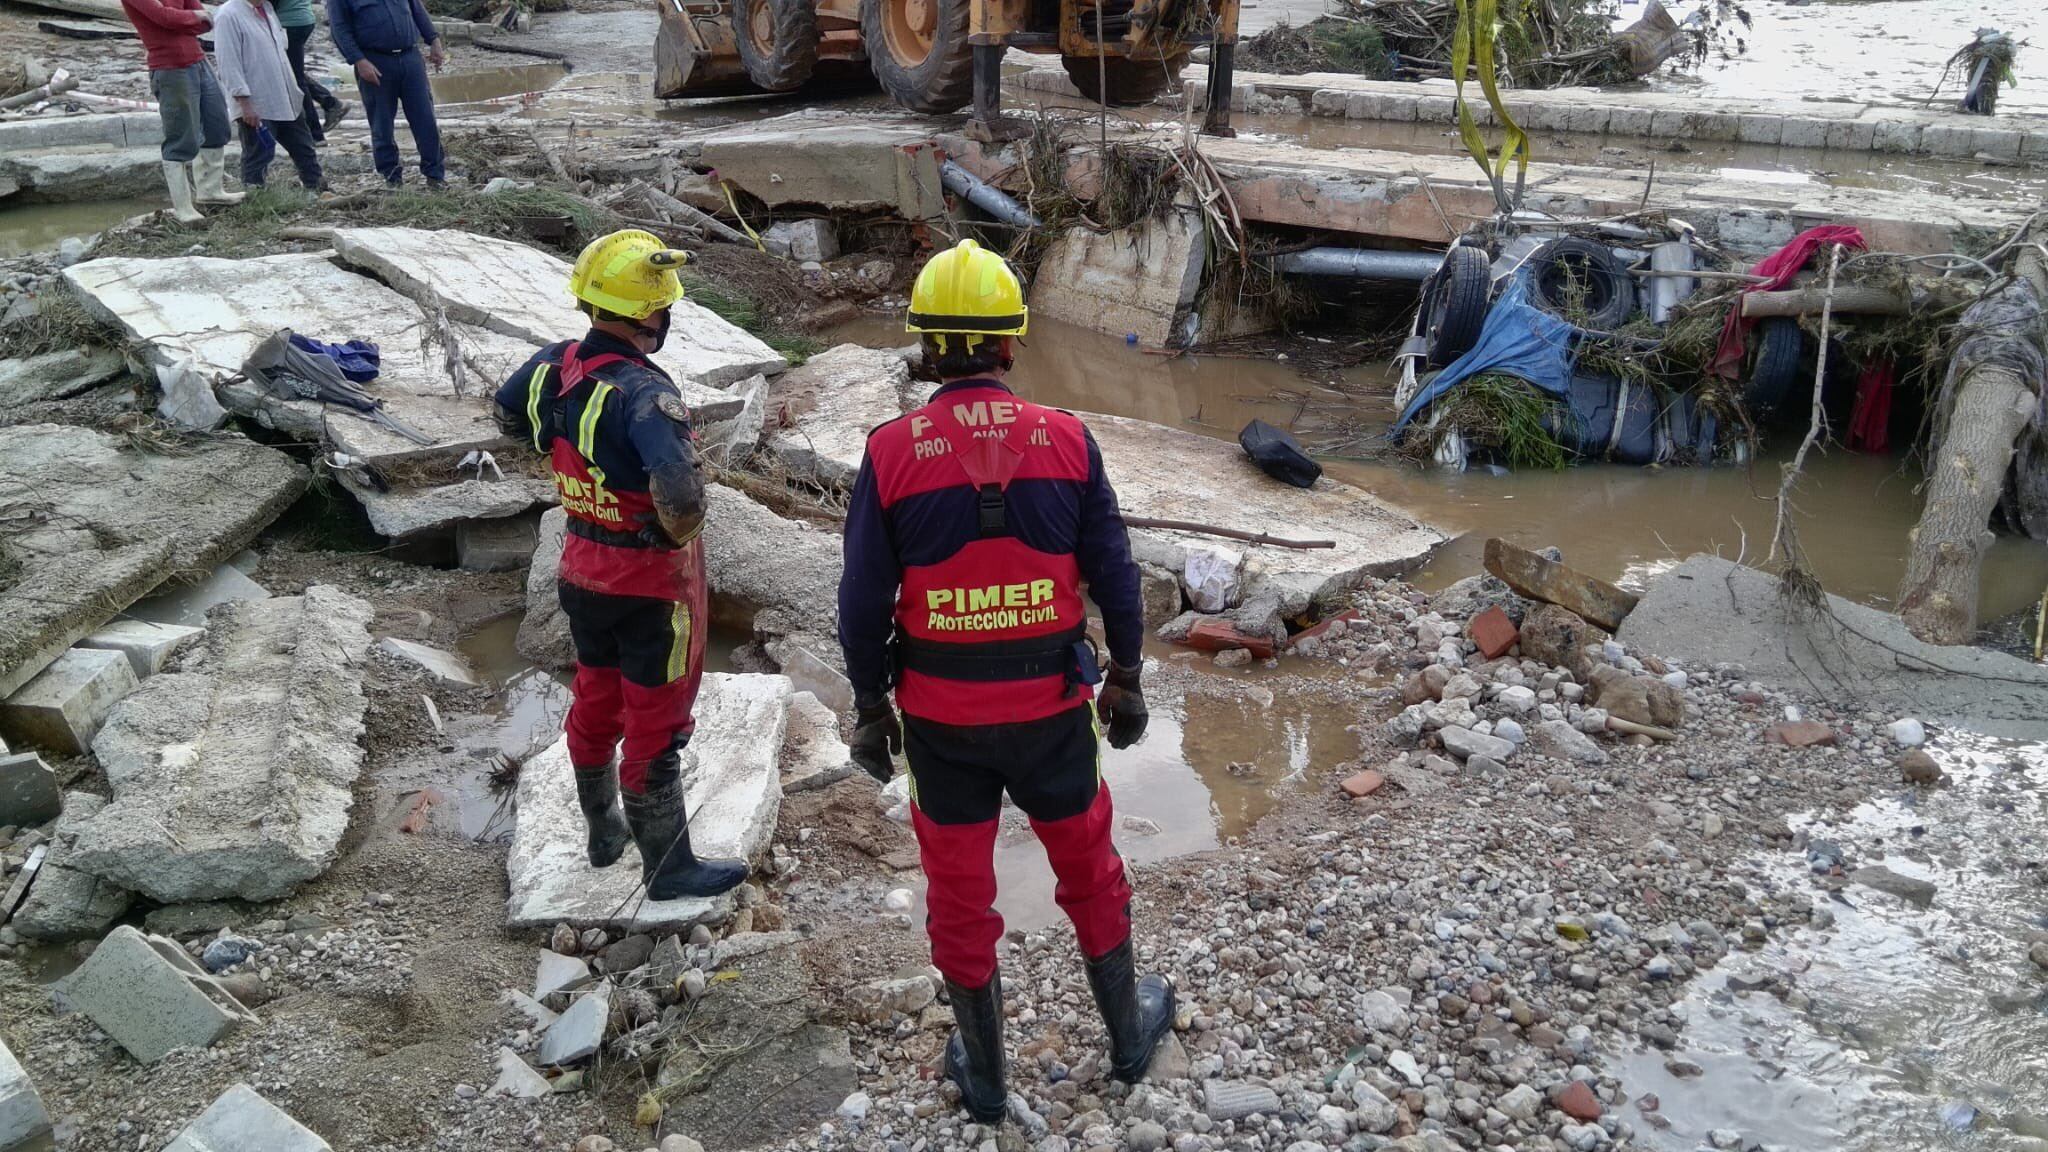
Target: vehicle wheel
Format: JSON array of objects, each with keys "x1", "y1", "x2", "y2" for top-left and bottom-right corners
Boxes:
[
  {"x1": 1424, "y1": 244, "x2": 1492, "y2": 368},
  {"x1": 1062, "y1": 51, "x2": 1188, "y2": 105},
  {"x1": 735, "y1": 0, "x2": 819, "y2": 91},
  {"x1": 1745, "y1": 317, "x2": 1804, "y2": 421},
  {"x1": 1527, "y1": 237, "x2": 1635, "y2": 329},
  {"x1": 861, "y1": 0, "x2": 972, "y2": 113}
]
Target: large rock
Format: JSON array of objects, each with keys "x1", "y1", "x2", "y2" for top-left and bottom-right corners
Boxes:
[
  {"x1": 1618, "y1": 555, "x2": 2048, "y2": 742},
  {"x1": 12, "y1": 791, "x2": 133, "y2": 941},
  {"x1": 317, "y1": 226, "x2": 785, "y2": 391},
  {"x1": 1587, "y1": 663, "x2": 1684, "y2": 729},
  {"x1": 58, "y1": 925, "x2": 260, "y2": 1065},
  {"x1": 0, "y1": 347, "x2": 126, "y2": 408},
  {"x1": 766, "y1": 344, "x2": 915, "y2": 489},
  {"x1": 68, "y1": 587, "x2": 374, "y2": 903},
  {"x1": 1518, "y1": 603, "x2": 1604, "y2": 680},
  {"x1": 505, "y1": 673, "x2": 791, "y2": 932},
  {"x1": 163, "y1": 1083, "x2": 332, "y2": 1152},
  {"x1": 516, "y1": 508, "x2": 573, "y2": 670},
  {"x1": 0, "y1": 1036, "x2": 52, "y2": 1151},
  {"x1": 0, "y1": 424, "x2": 306, "y2": 699},
  {"x1": 1482, "y1": 538, "x2": 1640, "y2": 632}
]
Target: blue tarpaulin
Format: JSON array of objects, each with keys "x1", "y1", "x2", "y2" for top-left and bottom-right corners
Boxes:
[
  {"x1": 288, "y1": 333, "x2": 381, "y2": 383},
  {"x1": 1393, "y1": 278, "x2": 1578, "y2": 433}
]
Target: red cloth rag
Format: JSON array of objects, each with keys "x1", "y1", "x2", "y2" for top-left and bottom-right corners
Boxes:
[
  {"x1": 1708, "y1": 225, "x2": 1867, "y2": 380},
  {"x1": 1846, "y1": 359, "x2": 1896, "y2": 453}
]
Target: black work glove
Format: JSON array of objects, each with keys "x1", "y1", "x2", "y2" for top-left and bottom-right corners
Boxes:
[
  {"x1": 850, "y1": 698, "x2": 901, "y2": 784},
  {"x1": 1096, "y1": 661, "x2": 1148, "y2": 750}
]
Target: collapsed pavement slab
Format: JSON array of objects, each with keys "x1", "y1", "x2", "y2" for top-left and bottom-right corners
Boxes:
[
  {"x1": 12, "y1": 791, "x2": 132, "y2": 941},
  {"x1": 0, "y1": 1036, "x2": 53, "y2": 1152},
  {"x1": 316, "y1": 226, "x2": 786, "y2": 391},
  {"x1": 0, "y1": 424, "x2": 306, "y2": 699},
  {"x1": 1086, "y1": 412, "x2": 1445, "y2": 610},
  {"x1": 689, "y1": 112, "x2": 947, "y2": 218},
  {"x1": 76, "y1": 619, "x2": 205, "y2": 679},
  {"x1": 1616, "y1": 555, "x2": 2048, "y2": 742},
  {"x1": 1031, "y1": 208, "x2": 1206, "y2": 348},
  {"x1": 0, "y1": 752, "x2": 61, "y2": 829},
  {"x1": 780, "y1": 690, "x2": 852, "y2": 794},
  {"x1": 702, "y1": 482, "x2": 840, "y2": 641},
  {"x1": 59, "y1": 925, "x2": 260, "y2": 1065},
  {"x1": 69, "y1": 587, "x2": 375, "y2": 903},
  {"x1": 506, "y1": 673, "x2": 791, "y2": 932},
  {"x1": 766, "y1": 344, "x2": 915, "y2": 489},
  {"x1": 125, "y1": 563, "x2": 270, "y2": 629},
  {"x1": 0, "y1": 346, "x2": 127, "y2": 408},
  {"x1": 0, "y1": 646, "x2": 138, "y2": 756},
  {"x1": 336, "y1": 474, "x2": 557, "y2": 540},
  {"x1": 163, "y1": 1083, "x2": 332, "y2": 1152}
]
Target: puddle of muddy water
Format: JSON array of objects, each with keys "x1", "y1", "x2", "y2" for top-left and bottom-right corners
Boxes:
[
  {"x1": 0, "y1": 199, "x2": 157, "y2": 257},
  {"x1": 428, "y1": 61, "x2": 569, "y2": 107},
  {"x1": 827, "y1": 315, "x2": 2048, "y2": 621},
  {"x1": 1619, "y1": 734, "x2": 2048, "y2": 1151}
]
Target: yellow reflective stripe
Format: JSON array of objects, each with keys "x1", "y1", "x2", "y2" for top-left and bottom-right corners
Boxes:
[
  {"x1": 577, "y1": 381, "x2": 616, "y2": 462},
  {"x1": 666, "y1": 601, "x2": 693, "y2": 683},
  {"x1": 526, "y1": 363, "x2": 551, "y2": 452},
  {"x1": 1089, "y1": 703, "x2": 1104, "y2": 785}
]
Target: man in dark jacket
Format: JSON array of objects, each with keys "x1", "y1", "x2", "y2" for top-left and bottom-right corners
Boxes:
[
  {"x1": 836, "y1": 239, "x2": 1171, "y2": 1121},
  {"x1": 492, "y1": 230, "x2": 746, "y2": 902},
  {"x1": 326, "y1": 0, "x2": 445, "y2": 187}
]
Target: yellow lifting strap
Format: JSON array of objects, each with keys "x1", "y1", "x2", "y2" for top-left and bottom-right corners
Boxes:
[
  {"x1": 525, "y1": 363, "x2": 553, "y2": 453},
  {"x1": 1450, "y1": 0, "x2": 1530, "y2": 216}
]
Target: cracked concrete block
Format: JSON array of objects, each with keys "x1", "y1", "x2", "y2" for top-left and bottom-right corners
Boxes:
[
  {"x1": 1563, "y1": 105, "x2": 1610, "y2": 134},
  {"x1": 1684, "y1": 111, "x2": 1739, "y2": 140},
  {"x1": 1412, "y1": 95, "x2": 1458, "y2": 123},
  {"x1": 1779, "y1": 117, "x2": 1829, "y2": 149},
  {"x1": 489, "y1": 1047, "x2": 552, "y2": 1099},
  {"x1": 12, "y1": 791, "x2": 133, "y2": 942},
  {"x1": 1605, "y1": 107, "x2": 1654, "y2": 138},
  {"x1": 1345, "y1": 91, "x2": 1416, "y2": 122},
  {"x1": 1648, "y1": 109, "x2": 1688, "y2": 137},
  {"x1": 1824, "y1": 120, "x2": 1877, "y2": 152},
  {"x1": 60, "y1": 926, "x2": 259, "y2": 1065},
  {"x1": 534, "y1": 950, "x2": 593, "y2": 1000},
  {"x1": 0, "y1": 347, "x2": 126, "y2": 408},
  {"x1": 376, "y1": 637, "x2": 483, "y2": 688},
  {"x1": 2024, "y1": 132, "x2": 2048, "y2": 162},
  {"x1": 1921, "y1": 123, "x2": 1974, "y2": 157},
  {"x1": 1970, "y1": 127, "x2": 2023, "y2": 162},
  {"x1": 127, "y1": 563, "x2": 270, "y2": 628},
  {"x1": 163, "y1": 1083, "x2": 331, "y2": 1152},
  {"x1": 1736, "y1": 114, "x2": 1783, "y2": 145},
  {"x1": 76, "y1": 619, "x2": 204, "y2": 679},
  {"x1": 0, "y1": 752, "x2": 60, "y2": 829},
  {"x1": 698, "y1": 373, "x2": 768, "y2": 466},
  {"x1": 538, "y1": 983, "x2": 610, "y2": 1066},
  {"x1": 0, "y1": 647, "x2": 137, "y2": 756},
  {"x1": 0, "y1": 1036, "x2": 53, "y2": 1152},
  {"x1": 456, "y1": 512, "x2": 541, "y2": 572},
  {"x1": 1308, "y1": 89, "x2": 1347, "y2": 117},
  {"x1": 1874, "y1": 120, "x2": 1923, "y2": 153},
  {"x1": 1031, "y1": 206, "x2": 1206, "y2": 347},
  {"x1": 763, "y1": 219, "x2": 839, "y2": 264},
  {"x1": 339, "y1": 476, "x2": 557, "y2": 540},
  {"x1": 781, "y1": 690, "x2": 852, "y2": 795},
  {"x1": 766, "y1": 345, "x2": 913, "y2": 490},
  {"x1": 777, "y1": 647, "x2": 853, "y2": 717},
  {"x1": 515, "y1": 508, "x2": 573, "y2": 671}
]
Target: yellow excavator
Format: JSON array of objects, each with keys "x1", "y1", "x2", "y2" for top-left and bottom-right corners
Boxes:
[{"x1": 654, "y1": 0, "x2": 1241, "y2": 135}]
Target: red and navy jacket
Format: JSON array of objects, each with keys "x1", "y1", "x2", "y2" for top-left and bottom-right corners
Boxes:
[
  {"x1": 493, "y1": 332, "x2": 697, "y2": 602},
  {"x1": 837, "y1": 378, "x2": 1145, "y2": 727}
]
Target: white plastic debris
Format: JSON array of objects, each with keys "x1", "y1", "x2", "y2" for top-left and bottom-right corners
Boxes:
[
  {"x1": 1889, "y1": 718, "x2": 1927, "y2": 747},
  {"x1": 1182, "y1": 545, "x2": 1244, "y2": 613},
  {"x1": 883, "y1": 889, "x2": 914, "y2": 913}
]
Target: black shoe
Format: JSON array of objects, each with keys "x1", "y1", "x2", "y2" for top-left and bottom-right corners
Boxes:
[
  {"x1": 572, "y1": 760, "x2": 630, "y2": 868},
  {"x1": 1085, "y1": 940, "x2": 1176, "y2": 1083},
  {"x1": 426, "y1": 176, "x2": 448, "y2": 191},
  {"x1": 620, "y1": 774, "x2": 748, "y2": 900},
  {"x1": 323, "y1": 99, "x2": 351, "y2": 132},
  {"x1": 943, "y1": 974, "x2": 1007, "y2": 1122}
]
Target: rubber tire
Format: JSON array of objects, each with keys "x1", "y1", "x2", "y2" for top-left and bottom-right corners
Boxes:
[
  {"x1": 1745, "y1": 317, "x2": 1804, "y2": 421},
  {"x1": 1061, "y1": 51, "x2": 1188, "y2": 105},
  {"x1": 1424, "y1": 245, "x2": 1492, "y2": 368},
  {"x1": 861, "y1": 0, "x2": 973, "y2": 114},
  {"x1": 1527, "y1": 237, "x2": 1635, "y2": 329},
  {"x1": 735, "y1": 0, "x2": 820, "y2": 92}
]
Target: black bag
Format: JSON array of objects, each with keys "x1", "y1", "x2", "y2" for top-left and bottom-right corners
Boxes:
[{"x1": 1238, "y1": 419, "x2": 1322, "y2": 488}]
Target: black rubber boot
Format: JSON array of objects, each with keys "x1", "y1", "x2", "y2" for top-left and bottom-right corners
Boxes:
[
  {"x1": 943, "y1": 974, "x2": 1008, "y2": 1122},
  {"x1": 572, "y1": 761, "x2": 631, "y2": 868},
  {"x1": 1085, "y1": 940, "x2": 1176, "y2": 1083},
  {"x1": 620, "y1": 773, "x2": 748, "y2": 900}
]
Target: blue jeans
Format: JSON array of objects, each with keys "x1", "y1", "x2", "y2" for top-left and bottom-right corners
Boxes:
[
  {"x1": 354, "y1": 47, "x2": 443, "y2": 184},
  {"x1": 150, "y1": 61, "x2": 231, "y2": 163}
]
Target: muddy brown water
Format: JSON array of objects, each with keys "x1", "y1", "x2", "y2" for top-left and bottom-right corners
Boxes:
[{"x1": 0, "y1": 199, "x2": 156, "y2": 258}]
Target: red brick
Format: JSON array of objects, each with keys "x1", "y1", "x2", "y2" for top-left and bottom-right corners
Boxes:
[
  {"x1": 1340, "y1": 769, "x2": 1385, "y2": 798},
  {"x1": 1181, "y1": 619, "x2": 1277, "y2": 660},
  {"x1": 1553, "y1": 1080, "x2": 1604, "y2": 1121},
  {"x1": 1469, "y1": 606, "x2": 1519, "y2": 660},
  {"x1": 1765, "y1": 720, "x2": 1837, "y2": 748}
]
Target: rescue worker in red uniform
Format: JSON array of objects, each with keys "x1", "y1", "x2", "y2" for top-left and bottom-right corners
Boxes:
[
  {"x1": 836, "y1": 239, "x2": 1171, "y2": 1120},
  {"x1": 492, "y1": 229, "x2": 747, "y2": 901}
]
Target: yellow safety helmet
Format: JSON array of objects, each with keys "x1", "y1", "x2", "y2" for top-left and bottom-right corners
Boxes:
[
  {"x1": 567, "y1": 229, "x2": 689, "y2": 321},
  {"x1": 906, "y1": 238, "x2": 1028, "y2": 350}
]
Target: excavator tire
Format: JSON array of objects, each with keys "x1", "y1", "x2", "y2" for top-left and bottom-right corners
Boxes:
[
  {"x1": 1061, "y1": 51, "x2": 1187, "y2": 105},
  {"x1": 861, "y1": 0, "x2": 973, "y2": 113},
  {"x1": 735, "y1": 0, "x2": 820, "y2": 91}
]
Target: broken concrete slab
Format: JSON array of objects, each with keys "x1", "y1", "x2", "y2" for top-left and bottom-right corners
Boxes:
[
  {"x1": 766, "y1": 344, "x2": 914, "y2": 489},
  {"x1": 163, "y1": 1083, "x2": 332, "y2": 1152},
  {"x1": 0, "y1": 1036, "x2": 52, "y2": 1152},
  {"x1": 338, "y1": 474, "x2": 557, "y2": 540},
  {"x1": 69, "y1": 587, "x2": 375, "y2": 903},
  {"x1": 1088, "y1": 412, "x2": 1446, "y2": 611},
  {"x1": 538, "y1": 982, "x2": 610, "y2": 1066},
  {"x1": 60, "y1": 925, "x2": 260, "y2": 1065},
  {"x1": 375, "y1": 637, "x2": 483, "y2": 689},
  {"x1": 777, "y1": 647, "x2": 853, "y2": 716},
  {"x1": 1030, "y1": 207, "x2": 1206, "y2": 347},
  {"x1": 535, "y1": 950, "x2": 593, "y2": 1000},
  {"x1": 702, "y1": 482, "x2": 841, "y2": 636},
  {"x1": 125, "y1": 564, "x2": 271, "y2": 629},
  {"x1": 0, "y1": 752, "x2": 61, "y2": 829},
  {"x1": 0, "y1": 646, "x2": 138, "y2": 756},
  {"x1": 12, "y1": 791, "x2": 132, "y2": 941},
  {"x1": 691, "y1": 113, "x2": 947, "y2": 219},
  {"x1": 506, "y1": 673, "x2": 789, "y2": 932},
  {"x1": 1482, "y1": 538, "x2": 1639, "y2": 632},
  {"x1": 781, "y1": 690, "x2": 852, "y2": 794},
  {"x1": 317, "y1": 226, "x2": 786, "y2": 390},
  {"x1": 698, "y1": 372, "x2": 768, "y2": 465},
  {"x1": 488, "y1": 1047, "x2": 552, "y2": 1099},
  {"x1": 517, "y1": 507, "x2": 573, "y2": 670},
  {"x1": 0, "y1": 424, "x2": 305, "y2": 699},
  {"x1": 76, "y1": 619, "x2": 204, "y2": 679},
  {"x1": 1616, "y1": 556, "x2": 2048, "y2": 742},
  {"x1": 457, "y1": 512, "x2": 541, "y2": 571},
  {"x1": 0, "y1": 346, "x2": 126, "y2": 407}
]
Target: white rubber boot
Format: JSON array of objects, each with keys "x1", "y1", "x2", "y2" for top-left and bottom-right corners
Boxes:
[
  {"x1": 194, "y1": 148, "x2": 244, "y2": 205},
  {"x1": 162, "y1": 161, "x2": 205, "y2": 224}
]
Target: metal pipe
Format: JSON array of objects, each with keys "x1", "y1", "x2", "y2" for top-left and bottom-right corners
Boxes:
[
  {"x1": 940, "y1": 159, "x2": 1041, "y2": 230},
  {"x1": 1269, "y1": 247, "x2": 1443, "y2": 282}
]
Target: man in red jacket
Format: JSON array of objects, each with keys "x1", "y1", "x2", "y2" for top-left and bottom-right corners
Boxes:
[{"x1": 121, "y1": 0, "x2": 244, "y2": 224}]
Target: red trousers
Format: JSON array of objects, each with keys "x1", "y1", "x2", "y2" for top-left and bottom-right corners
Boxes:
[
  {"x1": 905, "y1": 705, "x2": 1131, "y2": 988},
  {"x1": 559, "y1": 579, "x2": 706, "y2": 794}
]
